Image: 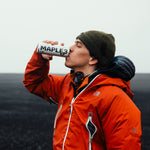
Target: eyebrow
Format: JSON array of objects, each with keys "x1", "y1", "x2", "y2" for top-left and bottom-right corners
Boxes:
[{"x1": 75, "y1": 40, "x2": 83, "y2": 45}]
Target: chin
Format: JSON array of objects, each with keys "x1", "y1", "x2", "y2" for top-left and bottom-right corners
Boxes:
[{"x1": 65, "y1": 62, "x2": 71, "y2": 68}]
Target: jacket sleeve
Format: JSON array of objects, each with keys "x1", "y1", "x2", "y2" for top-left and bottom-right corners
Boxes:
[
  {"x1": 98, "y1": 86, "x2": 142, "y2": 150},
  {"x1": 23, "y1": 47, "x2": 66, "y2": 104}
]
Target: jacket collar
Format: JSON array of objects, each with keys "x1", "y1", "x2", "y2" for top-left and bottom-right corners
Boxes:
[
  {"x1": 70, "y1": 70, "x2": 100, "y2": 96},
  {"x1": 90, "y1": 73, "x2": 134, "y2": 99},
  {"x1": 69, "y1": 70, "x2": 134, "y2": 99}
]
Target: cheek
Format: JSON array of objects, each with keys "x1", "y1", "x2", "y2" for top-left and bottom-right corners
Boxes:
[
  {"x1": 77, "y1": 52, "x2": 90, "y2": 61},
  {"x1": 65, "y1": 48, "x2": 90, "y2": 66},
  {"x1": 72, "y1": 52, "x2": 90, "y2": 65}
]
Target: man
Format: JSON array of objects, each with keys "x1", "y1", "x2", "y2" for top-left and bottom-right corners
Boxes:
[{"x1": 23, "y1": 30, "x2": 142, "y2": 150}]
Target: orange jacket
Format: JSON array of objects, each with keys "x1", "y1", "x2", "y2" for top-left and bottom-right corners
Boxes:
[{"x1": 23, "y1": 49, "x2": 142, "y2": 150}]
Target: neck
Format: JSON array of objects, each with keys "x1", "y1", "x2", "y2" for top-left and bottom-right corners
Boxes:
[{"x1": 72, "y1": 66, "x2": 96, "y2": 77}]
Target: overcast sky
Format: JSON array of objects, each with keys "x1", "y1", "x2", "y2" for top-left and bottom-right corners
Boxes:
[{"x1": 0, "y1": 0, "x2": 150, "y2": 74}]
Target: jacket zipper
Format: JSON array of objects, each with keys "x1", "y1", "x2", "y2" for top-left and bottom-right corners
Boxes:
[
  {"x1": 53, "y1": 100, "x2": 63, "y2": 131},
  {"x1": 87, "y1": 114, "x2": 92, "y2": 150},
  {"x1": 86, "y1": 112, "x2": 97, "y2": 150},
  {"x1": 62, "y1": 74, "x2": 100, "y2": 150},
  {"x1": 62, "y1": 98, "x2": 74, "y2": 150}
]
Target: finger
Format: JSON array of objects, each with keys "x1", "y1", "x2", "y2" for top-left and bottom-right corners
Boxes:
[
  {"x1": 49, "y1": 56, "x2": 53, "y2": 60},
  {"x1": 43, "y1": 40, "x2": 59, "y2": 45},
  {"x1": 43, "y1": 40, "x2": 53, "y2": 44},
  {"x1": 54, "y1": 41, "x2": 58, "y2": 45},
  {"x1": 41, "y1": 54, "x2": 53, "y2": 60},
  {"x1": 61, "y1": 43, "x2": 64, "y2": 46}
]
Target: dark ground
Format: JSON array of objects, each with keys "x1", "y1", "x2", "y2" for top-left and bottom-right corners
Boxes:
[{"x1": 0, "y1": 73, "x2": 150, "y2": 150}]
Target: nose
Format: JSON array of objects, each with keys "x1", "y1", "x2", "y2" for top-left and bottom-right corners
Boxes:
[{"x1": 69, "y1": 44, "x2": 74, "y2": 52}]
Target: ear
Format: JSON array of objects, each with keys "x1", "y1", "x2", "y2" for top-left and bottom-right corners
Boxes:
[{"x1": 89, "y1": 57, "x2": 98, "y2": 65}]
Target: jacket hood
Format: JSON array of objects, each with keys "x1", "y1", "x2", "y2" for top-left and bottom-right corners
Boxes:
[
  {"x1": 99, "y1": 55, "x2": 135, "y2": 81},
  {"x1": 92, "y1": 74, "x2": 134, "y2": 99}
]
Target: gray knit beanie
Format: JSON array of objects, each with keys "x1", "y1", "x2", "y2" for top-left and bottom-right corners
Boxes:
[{"x1": 76, "y1": 30, "x2": 116, "y2": 69}]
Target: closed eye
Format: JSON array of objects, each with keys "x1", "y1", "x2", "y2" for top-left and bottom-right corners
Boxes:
[{"x1": 75, "y1": 40, "x2": 83, "y2": 48}]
